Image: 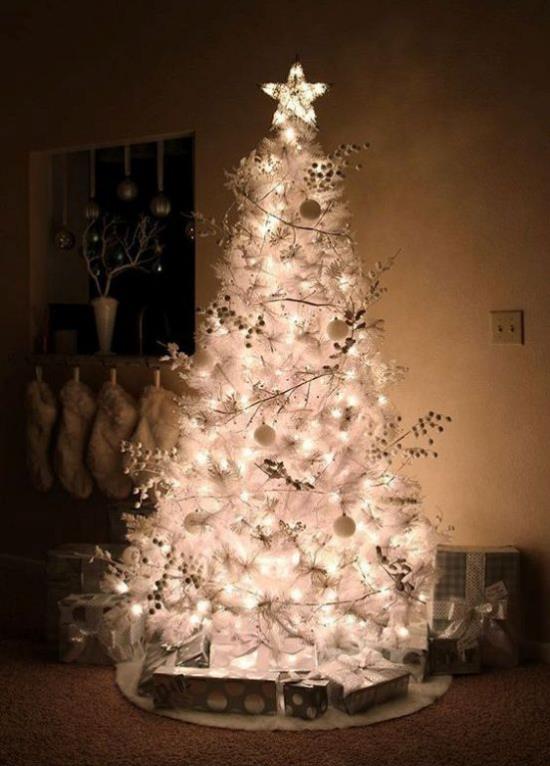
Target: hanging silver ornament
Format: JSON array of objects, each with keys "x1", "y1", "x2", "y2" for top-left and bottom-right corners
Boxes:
[
  {"x1": 54, "y1": 154, "x2": 75, "y2": 250},
  {"x1": 85, "y1": 150, "x2": 100, "y2": 220},
  {"x1": 117, "y1": 145, "x2": 138, "y2": 202},
  {"x1": 85, "y1": 198, "x2": 100, "y2": 220},
  {"x1": 117, "y1": 176, "x2": 138, "y2": 202},
  {"x1": 150, "y1": 141, "x2": 171, "y2": 218},
  {"x1": 54, "y1": 226, "x2": 76, "y2": 251},
  {"x1": 299, "y1": 198, "x2": 322, "y2": 220},
  {"x1": 150, "y1": 192, "x2": 171, "y2": 218}
]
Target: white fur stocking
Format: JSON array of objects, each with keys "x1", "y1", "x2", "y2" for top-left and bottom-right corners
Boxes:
[
  {"x1": 87, "y1": 381, "x2": 138, "y2": 499},
  {"x1": 26, "y1": 380, "x2": 57, "y2": 492},
  {"x1": 54, "y1": 380, "x2": 97, "y2": 499}
]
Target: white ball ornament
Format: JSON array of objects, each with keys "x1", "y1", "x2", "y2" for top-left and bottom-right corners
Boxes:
[
  {"x1": 299, "y1": 198, "x2": 322, "y2": 220},
  {"x1": 327, "y1": 318, "x2": 349, "y2": 341},
  {"x1": 253, "y1": 423, "x2": 276, "y2": 447},
  {"x1": 333, "y1": 514, "x2": 356, "y2": 538}
]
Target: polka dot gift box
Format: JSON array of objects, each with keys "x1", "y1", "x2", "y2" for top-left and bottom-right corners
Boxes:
[
  {"x1": 281, "y1": 676, "x2": 329, "y2": 720},
  {"x1": 153, "y1": 666, "x2": 279, "y2": 715}
]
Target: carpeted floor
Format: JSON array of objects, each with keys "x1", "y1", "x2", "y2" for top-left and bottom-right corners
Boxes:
[{"x1": 1, "y1": 640, "x2": 549, "y2": 766}]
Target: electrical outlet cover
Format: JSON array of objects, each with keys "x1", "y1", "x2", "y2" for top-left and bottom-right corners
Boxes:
[{"x1": 490, "y1": 310, "x2": 524, "y2": 344}]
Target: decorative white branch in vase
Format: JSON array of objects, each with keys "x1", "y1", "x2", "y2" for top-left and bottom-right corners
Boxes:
[{"x1": 80, "y1": 215, "x2": 164, "y2": 354}]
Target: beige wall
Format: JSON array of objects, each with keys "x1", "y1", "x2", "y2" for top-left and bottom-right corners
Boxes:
[{"x1": 1, "y1": 0, "x2": 549, "y2": 640}]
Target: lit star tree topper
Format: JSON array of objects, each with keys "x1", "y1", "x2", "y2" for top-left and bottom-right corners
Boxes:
[{"x1": 261, "y1": 58, "x2": 329, "y2": 129}]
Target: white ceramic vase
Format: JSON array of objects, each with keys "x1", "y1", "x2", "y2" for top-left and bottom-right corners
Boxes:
[{"x1": 92, "y1": 296, "x2": 118, "y2": 354}]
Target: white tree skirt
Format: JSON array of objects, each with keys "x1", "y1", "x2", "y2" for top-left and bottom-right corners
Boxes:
[{"x1": 116, "y1": 661, "x2": 452, "y2": 731}]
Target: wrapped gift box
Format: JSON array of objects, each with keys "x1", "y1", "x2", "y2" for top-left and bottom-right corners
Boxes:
[
  {"x1": 153, "y1": 666, "x2": 279, "y2": 715},
  {"x1": 382, "y1": 646, "x2": 429, "y2": 682},
  {"x1": 380, "y1": 622, "x2": 430, "y2": 682},
  {"x1": 429, "y1": 636, "x2": 481, "y2": 675},
  {"x1": 327, "y1": 665, "x2": 410, "y2": 715},
  {"x1": 210, "y1": 630, "x2": 317, "y2": 673},
  {"x1": 281, "y1": 675, "x2": 329, "y2": 719},
  {"x1": 59, "y1": 592, "x2": 141, "y2": 665},
  {"x1": 431, "y1": 545, "x2": 520, "y2": 668},
  {"x1": 138, "y1": 631, "x2": 210, "y2": 696},
  {"x1": 46, "y1": 543, "x2": 125, "y2": 643}
]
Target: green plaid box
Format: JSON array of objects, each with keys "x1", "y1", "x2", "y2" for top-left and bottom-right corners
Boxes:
[{"x1": 431, "y1": 545, "x2": 520, "y2": 668}]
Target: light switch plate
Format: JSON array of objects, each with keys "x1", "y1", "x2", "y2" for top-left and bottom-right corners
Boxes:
[{"x1": 490, "y1": 310, "x2": 524, "y2": 344}]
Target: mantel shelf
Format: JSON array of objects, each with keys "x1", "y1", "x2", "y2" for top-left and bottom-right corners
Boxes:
[{"x1": 28, "y1": 353, "x2": 166, "y2": 368}]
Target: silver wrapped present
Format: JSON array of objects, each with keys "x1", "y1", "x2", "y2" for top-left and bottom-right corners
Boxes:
[
  {"x1": 153, "y1": 666, "x2": 279, "y2": 715},
  {"x1": 137, "y1": 631, "x2": 210, "y2": 696},
  {"x1": 58, "y1": 593, "x2": 142, "y2": 665},
  {"x1": 324, "y1": 659, "x2": 410, "y2": 715}
]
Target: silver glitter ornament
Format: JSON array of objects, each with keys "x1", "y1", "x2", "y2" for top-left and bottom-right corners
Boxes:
[
  {"x1": 54, "y1": 226, "x2": 76, "y2": 251},
  {"x1": 117, "y1": 176, "x2": 138, "y2": 202},
  {"x1": 150, "y1": 193, "x2": 171, "y2": 218}
]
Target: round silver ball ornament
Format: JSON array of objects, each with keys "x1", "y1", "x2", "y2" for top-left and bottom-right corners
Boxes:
[
  {"x1": 150, "y1": 193, "x2": 172, "y2": 218},
  {"x1": 326, "y1": 318, "x2": 349, "y2": 341},
  {"x1": 333, "y1": 514, "x2": 356, "y2": 538},
  {"x1": 116, "y1": 176, "x2": 138, "y2": 202},
  {"x1": 54, "y1": 226, "x2": 76, "y2": 251},
  {"x1": 253, "y1": 423, "x2": 276, "y2": 447},
  {"x1": 299, "y1": 199, "x2": 322, "y2": 220}
]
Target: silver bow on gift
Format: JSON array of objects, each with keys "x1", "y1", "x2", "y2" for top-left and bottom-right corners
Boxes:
[
  {"x1": 436, "y1": 580, "x2": 508, "y2": 657},
  {"x1": 320, "y1": 649, "x2": 399, "y2": 695}
]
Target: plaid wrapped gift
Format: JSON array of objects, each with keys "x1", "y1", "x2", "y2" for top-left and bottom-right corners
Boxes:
[
  {"x1": 153, "y1": 666, "x2": 279, "y2": 715},
  {"x1": 46, "y1": 543, "x2": 125, "y2": 643},
  {"x1": 137, "y1": 631, "x2": 210, "y2": 696},
  {"x1": 59, "y1": 593, "x2": 142, "y2": 665},
  {"x1": 431, "y1": 545, "x2": 520, "y2": 668},
  {"x1": 324, "y1": 659, "x2": 410, "y2": 715},
  {"x1": 280, "y1": 674, "x2": 329, "y2": 719}
]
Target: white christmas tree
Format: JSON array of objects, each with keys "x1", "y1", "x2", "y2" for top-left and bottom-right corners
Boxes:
[{"x1": 111, "y1": 60, "x2": 450, "y2": 669}]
